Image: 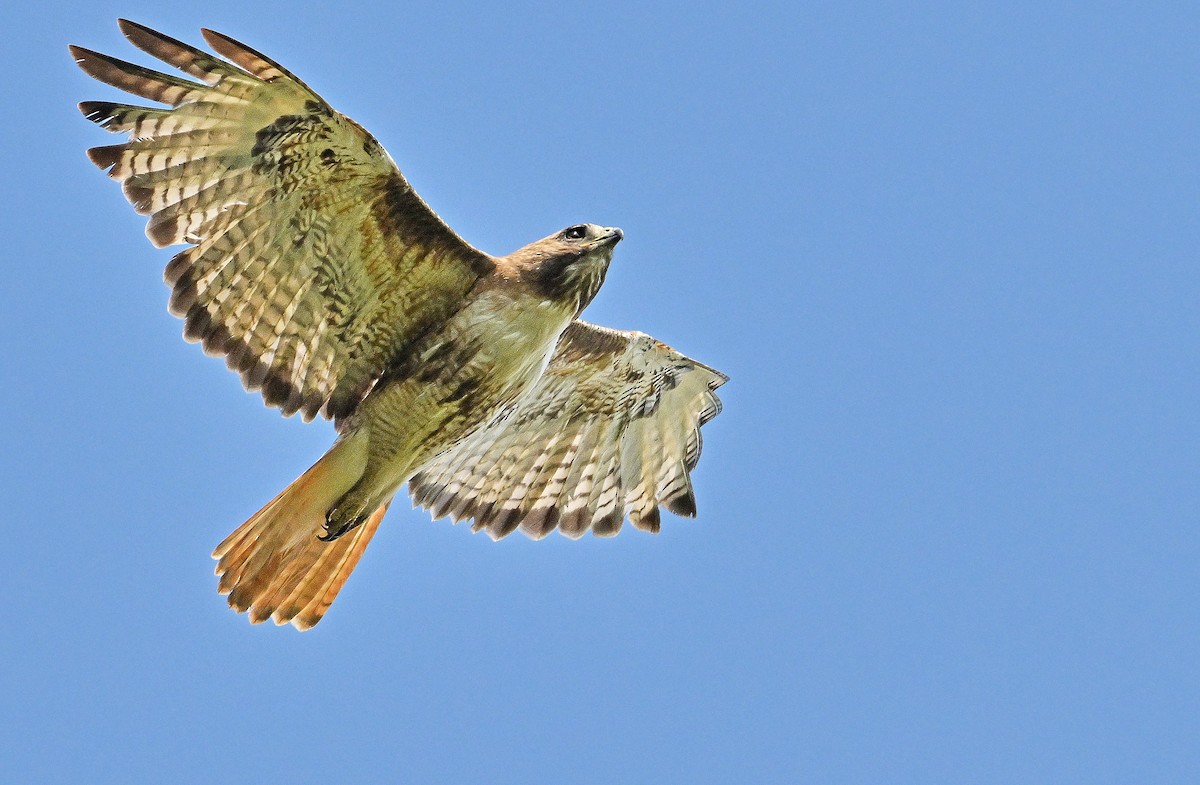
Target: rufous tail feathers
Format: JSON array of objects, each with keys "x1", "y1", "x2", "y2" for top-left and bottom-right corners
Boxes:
[{"x1": 212, "y1": 433, "x2": 387, "y2": 630}]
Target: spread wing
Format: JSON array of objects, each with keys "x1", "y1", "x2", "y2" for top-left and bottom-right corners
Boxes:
[
  {"x1": 408, "y1": 321, "x2": 728, "y2": 540},
  {"x1": 73, "y1": 21, "x2": 494, "y2": 421}
]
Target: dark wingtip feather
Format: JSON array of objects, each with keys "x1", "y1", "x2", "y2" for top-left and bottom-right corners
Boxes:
[
  {"x1": 558, "y1": 508, "x2": 590, "y2": 539},
  {"x1": 71, "y1": 43, "x2": 202, "y2": 104},
  {"x1": 70, "y1": 46, "x2": 141, "y2": 84},
  {"x1": 225, "y1": 340, "x2": 249, "y2": 374},
  {"x1": 199, "y1": 28, "x2": 238, "y2": 47},
  {"x1": 419, "y1": 491, "x2": 441, "y2": 515},
  {"x1": 146, "y1": 212, "x2": 181, "y2": 248},
  {"x1": 665, "y1": 489, "x2": 697, "y2": 518},
  {"x1": 262, "y1": 375, "x2": 292, "y2": 409},
  {"x1": 245, "y1": 360, "x2": 271, "y2": 389},
  {"x1": 472, "y1": 502, "x2": 495, "y2": 527},
  {"x1": 172, "y1": 279, "x2": 199, "y2": 319},
  {"x1": 117, "y1": 18, "x2": 164, "y2": 42},
  {"x1": 118, "y1": 19, "x2": 181, "y2": 59},
  {"x1": 631, "y1": 506, "x2": 661, "y2": 533},
  {"x1": 163, "y1": 250, "x2": 191, "y2": 286},
  {"x1": 280, "y1": 385, "x2": 305, "y2": 418},
  {"x1": 122, "y1": 181, "x2": 154, "y2": 214},
  {"x1": 85, "y1": 143, "x2": 125, "y2": 171},
  {"x1": 119, "y1": 19, "x2": 231, "y2": 82},
  {"x1": 183, "y1": 302, "x2": 211, "y2": 343},
  {"x1": 67, "y1": 43, "x2": 93, "y2": 66},
  {"x1": 200, "y1": 27, "x2": 293, "y2": 81},
  {"x1": 592, "y1": 510, "x2": 623, "y2": 538},
  {"x1": 429, "y1": 490, "x2": 458, "y2": 521},
  {"x1": 201, "y1": 322, "x2": 232, "y2": 359},
  {"x1": 487, "y1": 507, "x2": 523, "y2": 540},
  {"x1": 520, "y1": 506, "x2": 561, "y2": 540},
  {"x1": 78, "y1": 100, "x2": 115, "y2": 124},
  {"x1": 298, "y1": 401, "x2": 320, "y2": 423}
]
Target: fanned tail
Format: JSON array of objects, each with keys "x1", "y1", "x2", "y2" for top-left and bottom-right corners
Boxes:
[{"x1": 212, "y1": 432, "x2": 387, "y2": 630}]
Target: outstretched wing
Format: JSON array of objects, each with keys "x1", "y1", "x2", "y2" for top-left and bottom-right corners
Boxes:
[
  {"x1": 73, "y1": 21, "x2": 494, "y2": 421},
  {"x1": 408, "y1": 321, "x2": 728, "y2": 540}
]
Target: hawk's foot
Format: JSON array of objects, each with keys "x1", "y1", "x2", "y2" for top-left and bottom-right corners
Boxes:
[{"x1": 320, "y1": 506, "x2": 367, "y2": 542}]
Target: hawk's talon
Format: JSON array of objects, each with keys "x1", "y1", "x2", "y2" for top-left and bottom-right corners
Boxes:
[{"x1": 320, "y1": 507, "x2": 364, "y2": 542}]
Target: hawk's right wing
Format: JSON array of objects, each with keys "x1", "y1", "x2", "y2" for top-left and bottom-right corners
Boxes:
[
  {"x1": 73, "y1": 21, "x2": 495, "y2": 421},
  {"x1": 409, "y1": 321, "x2": 728, "y2": 540}
]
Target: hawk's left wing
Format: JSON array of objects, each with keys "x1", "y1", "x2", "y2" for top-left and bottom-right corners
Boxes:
[{"x1": 408, "y1": 321, "x2": 728, "y2": 540}]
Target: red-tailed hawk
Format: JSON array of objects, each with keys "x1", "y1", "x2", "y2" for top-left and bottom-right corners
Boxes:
[{"x1": 73, "y1": 21, "x2": 728, "y2": 629}]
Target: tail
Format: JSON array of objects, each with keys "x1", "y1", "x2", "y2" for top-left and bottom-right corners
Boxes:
[{"x1": 212, "y1": 433, "x2": 388, "y2": 630}]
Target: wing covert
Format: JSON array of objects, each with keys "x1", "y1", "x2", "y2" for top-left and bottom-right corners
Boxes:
[
  {"x1": 409, "y1": 321, "x2": 728, "y2": 540},
  {"x1": 74, "y1": 21, "x2": 495, "y2": 421}
]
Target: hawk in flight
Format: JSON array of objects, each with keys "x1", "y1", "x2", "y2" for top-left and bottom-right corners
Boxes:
[{"x1": 72, "y1": 21, "x2": 728, "y2": 629}]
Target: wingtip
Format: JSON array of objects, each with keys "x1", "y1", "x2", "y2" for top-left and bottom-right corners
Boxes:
[
  {"x1": 198, "y1": 27, "x2": 229, "y2": 49},
  {"x1": 631, "y1": 506, "x2": 662, "y2": 533},
  {"x1": 116, "y1": 18, "x2": 151, "y2": 33},
  {"x1": 85, "y1": 144, "x2": 124, "y2": 170},
  {"x1": 77, "y1": 100, "x2": 122, "y2": 125},
  {"x1": 117, "y1": 18, "x2": 159, "y2": 44},
  {"x1": 199, "y1": 27, "x2": 250, "y2": 63},
  {"x1": 67, "y1": 43, "x2": 92, "y2": 64},
  {"x1": 69, "y1": 44, "x2": 137, "y2": 82},
  {"x1": 197, "y1": 26, "x2": 297, "y2": 83},
  {"x1": 665, "y1": 490, "x2": 698, "y2": 518}
]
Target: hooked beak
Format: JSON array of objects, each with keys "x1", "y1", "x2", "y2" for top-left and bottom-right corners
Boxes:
[{"x1": 598, "y1": 227, "x2": 624, "y2": 246}]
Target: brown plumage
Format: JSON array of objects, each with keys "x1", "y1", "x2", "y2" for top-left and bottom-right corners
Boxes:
[{"x1": 74, "y1": 21, "x2": 728, "y2": 629}]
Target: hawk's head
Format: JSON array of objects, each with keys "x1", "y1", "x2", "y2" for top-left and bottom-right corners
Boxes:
[{"x1": 517, "y1": 224, "x2": 623, "y2": 315}]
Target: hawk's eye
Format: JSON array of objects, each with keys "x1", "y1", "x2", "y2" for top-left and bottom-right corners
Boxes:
[{"x1": 563, "y1": 225, "x2": 588, "y2": 240}]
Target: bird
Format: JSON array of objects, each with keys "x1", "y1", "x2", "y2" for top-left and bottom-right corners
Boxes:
[{"x1": 72, "y1": 21, "x2": 728, "y2": 630}]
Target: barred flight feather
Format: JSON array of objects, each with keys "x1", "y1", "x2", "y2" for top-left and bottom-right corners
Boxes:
[
  {"x1": 409, "y1": 321, "x2": 728, "y2": 540},
  {"x1": 75, "y1": 20, "x2": 495, "y2": 422}
]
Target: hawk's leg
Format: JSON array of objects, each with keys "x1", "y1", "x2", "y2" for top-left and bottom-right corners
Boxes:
[
  {"x1": 320, "y1": 505, "x2": 369, "y2": 542},
  {"x1": 320, "y1": 467, "x2": 400, "y2": 542}
]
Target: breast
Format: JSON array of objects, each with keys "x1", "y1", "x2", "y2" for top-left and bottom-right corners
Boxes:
[
  {"x1": 450, "y1": 290, "x2": 573, "y2": 394},
  {"x1": 352, "y1": 289, "x2": 572, "y2": 457},
  {"x1": 331, "y1": 281, "x2": 575, "y2": 503}
]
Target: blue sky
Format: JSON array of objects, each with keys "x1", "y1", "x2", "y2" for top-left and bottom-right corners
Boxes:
[{"x1": 4, "y1": 1, "x2": 1198, "y2": 782}]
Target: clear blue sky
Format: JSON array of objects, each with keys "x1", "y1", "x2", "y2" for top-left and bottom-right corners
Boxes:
[{"x1": 3, "y1": 1, "x2": 1197, "y2": 783}]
